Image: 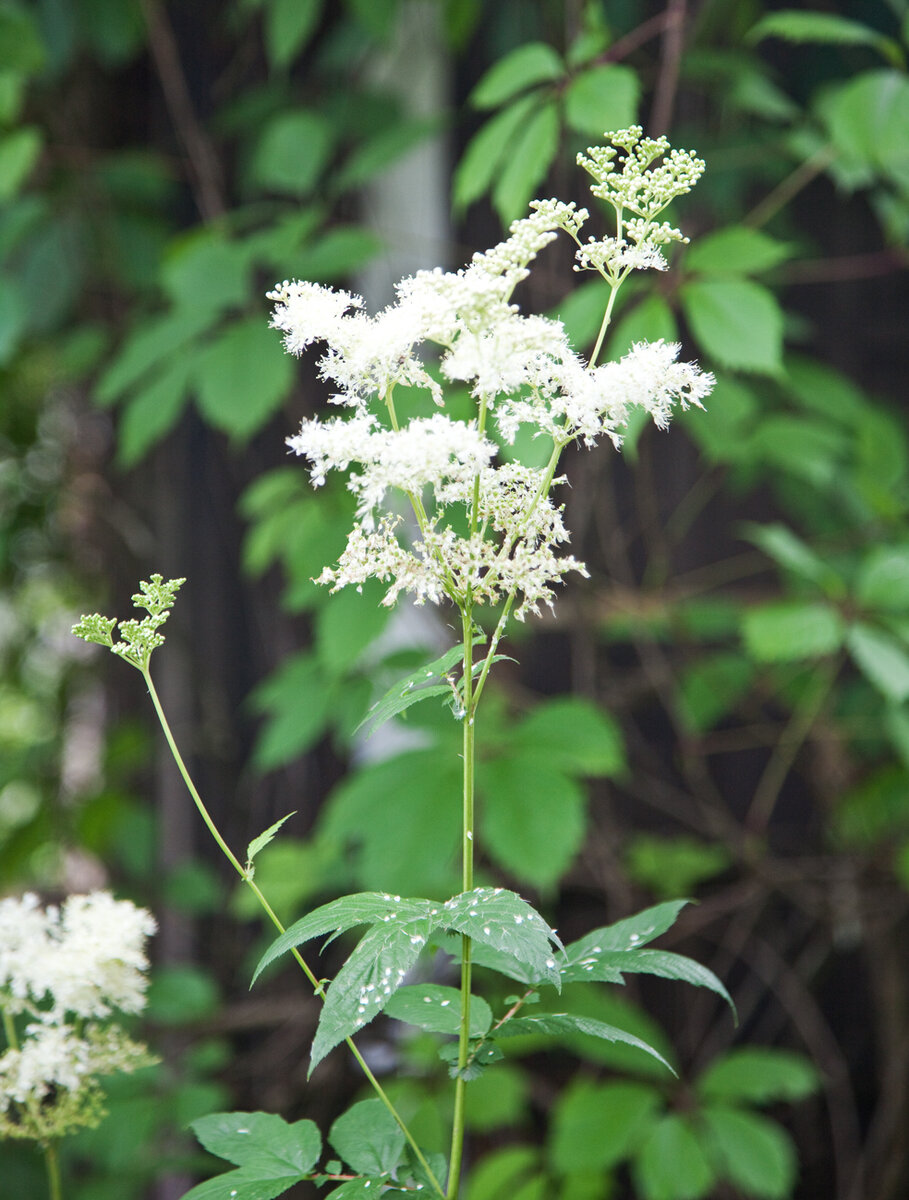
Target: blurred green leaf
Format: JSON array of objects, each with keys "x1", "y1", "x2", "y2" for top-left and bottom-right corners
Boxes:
[
  {"x1": 492, "y1": 100, "x2": 559, "y2": 223},
  {"x1": 147, "y1": 964, "x2": 219, "y2": 1025},
  {"x1": 825, "y1": 70, "x2": 909, "y2": 180},
  {"x1": 677, "y1": 653, "x2": 754, "y2": 733},
  {"x1": 681, "y1": 279, "x2": 783, "y2": 374},
  {"x1": 251, "y1": 652, "x2": 334, "y2": 769},
  {"x1": 856, "y1": 545, "x2": 909, "y2": 611},
  {"x1": 625, "y1": 835, "x2": 732, "y2": 899},
  {"x1": 742, "y1": 602, "x2": 844, "y2": 661},
  {"x1": 0, "y1": 7, "x2": 46, "y2": 73},
  {"x1": 847, "y1": 622, "x2": 909, "y2": 702},
  {"x1": 549, "y1": 1079, "x2": 661, "y2": 1173},
  {"x1": 697, "y1": 1047, "x2": 819, "y2": 1105},
  {"x1": 685, "y1": 226, "x2": 792, "y2": 276},
  {"x1": 0, "y1": 127, "x2": 41, "y2": 200},
  {"x1": 248, "y1": 110, "x2": 334, "y2": 195},
  {"x1": 193, "y1": 316, "x2": 294, "y2": 440},
  {"x1": 702, "y1": 1106, "x2": 797, "y2": 1200},
  {"x1": 509, "y1": 697, "x2": 625, "y2": 776},
  {"x1": 633, "y1": 1114, "x2": 715, "y2": 1200},
  {"x1": 749, "y1": 11, "x2": 903, "y2": 66},
  {"x1": 470, "y1": 42, "x2": 562, "y2": 109},
  {"x1": 264, "y1": 0, "x2": 324, "y2": 68},
  {"x1": 116, "y1": 356, "x2": 193, "y2": 466},
  {"x1": 563, "y1": 64, "x2": 639, "y2": 136},
  {"x1": 454, "y1": 93, "x2": 541, "y2": 212}
]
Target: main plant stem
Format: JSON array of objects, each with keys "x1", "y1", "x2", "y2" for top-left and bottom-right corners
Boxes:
[
  {"x1": 44, "y1": 1142, "x2": 62, "y2": 1200},
  {"x1": 141, "y1": 669, "x2": 445, "y2": 1199},
  {"x1": 446, "y1": 607, "x2": 477, "y2": 1200}
]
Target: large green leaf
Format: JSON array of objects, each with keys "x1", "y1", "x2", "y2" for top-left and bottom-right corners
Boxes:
[
  {"x1": 160, "y1": 230, "x2": 251, "y2": 316},
  {"x1": 252, "y1": 892, "x2": 437, "y2": 983},
  {"x1": 328, "y1": 1099, "x2": 405, "y2": 1177},
  {"x1": 825, "y1": 70, "x2": 909, "y2": 179},
  {"x1": 563, "y1": 64, "x2": 639, "y2": 136},
  {"x1": 497, "y1": 1013, "x2": 673, "y2": 1072},
  {"x1": 697, "y1": 1047, "x2": 819, "y2": 1106},
  {"x1": 742, "y1": 602, "x2": 844, "y2": 662},
  {"x1": 191, "y1": 1111, "x2": 321, "y2": 1175},
  {"x1": 440, "y1": 888, "x2": 562, "y2": 987},
  {"x1": 116, "y1": 356, "x2": 194, "y2": 466},
  {"x1": 633, "y1": 1114, "x2": 715, "y2": 1200},
  {"x1": 469, "y1": 42, "x2": 562, "y2": 109},
  {"x1": 492, "y1": 100, "x2": 559, "y2": 224},
  {"x1": 582, "y1": 949, "x2": 734, "y2": 1013},
  {"x1": 250, "y1": 652, "x2": 335, "y2": 770},
  {"x1": 680, "y1": 279, "x2": 783, "y2": 374},
  {"x1": 701, "y1": 1106, "x2": 797, "y2": 1200},
  {"x1": 193, "y1": 316, "x2": 295, "y2": 440},
  {"x1": 315, "y1": 583, "x2": 391, "y2": 678},
  {"x1": 384, "y1": 983, "x2": 492, "y2": 1037},
  {"x1": 310, "y1": 912, "x2": 438, "y2": 1072},
  {"x1": 480, "y1": 756, "x2": 586, "y2": 891},
  {"x1": 549, "y1": 1079, "x2": 662, "y2": 1173},
  {"x1": 561, "y1": 900, "x2": 690, "y2": 959},
  {"x1": 96, "y1": 306, "x2": 217, "y2": 405}
]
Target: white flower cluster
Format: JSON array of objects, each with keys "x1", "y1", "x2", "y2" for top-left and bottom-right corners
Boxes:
[
  {"x1": 0, "y1": 891, "x2": 156, "y2": 1140},
  {"x1": 270, "y1": 130, "x2": 713, "y2": 619}
]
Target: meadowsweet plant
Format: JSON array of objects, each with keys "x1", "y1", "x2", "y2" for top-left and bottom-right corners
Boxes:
[
  {"x1": 0, "y1": 891, "x2": 156, "y2": 1200},
  {"x1": 73, "y1": 130, "x2": 732, "y2": 1200}
]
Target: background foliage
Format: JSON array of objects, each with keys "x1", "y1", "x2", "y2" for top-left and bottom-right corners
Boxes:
[{"x1": 2, "y1": 0, "x2": 909, "y2": 1197}]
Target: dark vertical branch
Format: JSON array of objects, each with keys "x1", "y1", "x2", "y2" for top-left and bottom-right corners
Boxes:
[{"x1": 649, "y1": 0, "x2": 687, "y2": 136}]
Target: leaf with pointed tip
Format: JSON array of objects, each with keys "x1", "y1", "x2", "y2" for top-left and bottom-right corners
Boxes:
[
  {"x1": 329, "y1": 1099, "x2": 406, "y2": 1177},
  {"x1": 385, "y1": 983, "x2": 492, "y2": 1037},
  {"x1": 247, "y1": 812, "x2": 296, "y2": 866},
  {"x1": 496, "y1": 1013, "x2": 674, "y2": 1072},
  {"x1": 310, "y1": 914, "x2": 436, "y2": 1074},
  {"x1": 562, "y1": 901, "x2": 690, "y2": 962},
  {"x1": 356, "y1": 643, "x2": 465, "y2": 737},
  {"x1": 190, "y1": 1111, "x2": 321, "y2": 1175},
  {"x1": 325, "y1": 1178, "x2": 388, "y2": 1199},
  {"x1": 586, "y1": 949, "x2": 735, "y2": 1015},
  {"x1": 439, "y1": 889, "x2": 562, "y2": 988},
  {"x1": 252, "y1": 893, "x2": 435, "y2": 984}
]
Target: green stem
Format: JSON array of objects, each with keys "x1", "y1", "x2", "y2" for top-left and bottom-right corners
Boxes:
[
  {"x1": 446, "y1": 607, "x2": 477, "y2": 1200},
  {"x1": 44, "y1": 1141, "x2": 62, "y2": 1200},
  {"x1": 1, "y1": 1004, "x2": 18, "y2": 1051},
  {"x1": 141, "y1": 668, "x2": 445, "y2": 1199}
]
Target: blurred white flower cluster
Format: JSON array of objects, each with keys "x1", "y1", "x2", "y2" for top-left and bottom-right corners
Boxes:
[
  {"x1": 0, "y1": 891, "x2": 156, "y2": 1141},
  {"x1": 270, "y1": 128, "x2": 713, "y2": 620}
]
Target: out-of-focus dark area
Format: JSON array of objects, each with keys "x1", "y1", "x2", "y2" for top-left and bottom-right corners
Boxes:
[{"x1": 2, "y1": 1, "x2": 909, "y2": 1197}]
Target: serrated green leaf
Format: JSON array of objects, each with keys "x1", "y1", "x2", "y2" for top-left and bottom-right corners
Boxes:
[
  {"x1": 265, "y1": 0, "x2": 323, "y2": 69},
  {"x1": 847, "y1": 622, "x2": 909, "y2": 702},
  {"x1": 252, "y1": 892, "x2": 436, "y2": 984},
  {"x1": 588, "y1": 949, "x2": 734, "y2": 1014},
  {"x1": 549, "y1": 1079, "x2": 662, "y2": 1173},
  {"x1": 470, "y1": 42, "x2": 562, "y2": 109},
  {"x1": 356, "y1": 643, "x2": 465, "y2": 736},
  {"x1": 246, "y1": 812, "x2": 296, "y2": 865},
  {"x1": 686, "y1": 226, "x2": 792, "y2": 276},
  {"x1": 310, "y1": 914, "x2": 436, "y2": 1072},
  {"x1": 440, "y1": 888, "x2": 562, "y2": 987},
  {"x1": 563, "y1": 64, "x2": 639, "y2": 136},
  {"x1": 749, "y1": 11, "x2": 903, "y2": 66},
  {"x1": 561, "y1": 900, "x2": 690, "y2": 964},
  {"x1": 496, "y1": 1013, "x2": 674, "y2": 1072},
  {"x1": 697, "y1": 1047, "x2": 820, "y2": 1105},
  {"x1": 180, "y1": 1169, "x2": 303, "y2": 1200},
  {"x1": 384, "y1": 983, "x2": 492, "y2": 1037},
  {"x1": 454, "y1": 93, "x2": 541, "y2": 212},
  {"x1": 433, "y1": 931, "x2": 544, "y2": 987},
  {"x1": 492, "y1": 101, "x2": 559, "y2": 224},
  {"x1": 634, "y1": 1114, "x2": 715, "y2": 1200},
  {"x1": 325, "y1": 1178, "x2": 388, "y2": 1199},
  {"x1": 701, "y1": 1106, "x2": 797, "y2": 1199},
  {"x1": 742, "y1": 602, "x2": 844, "y2": 662},
  {"x1": 193, "y1": 316, "x2": 294, "y2": 440},
  {"x1": 190, "y1": 1110, "x2": 321, "y2": 1175},
  {"x1": 479, "y1": 757, "x2": 586, "y2": 891},
  {"x1": 328, "y1": 1098, "x2": 405, "y2": 1177},
  {"x1": 248, "y1": 109, "x2": 334, "y2": 196},
  {"x1": 680, "y1": 279, "x2": 783, "y2": 374}
]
